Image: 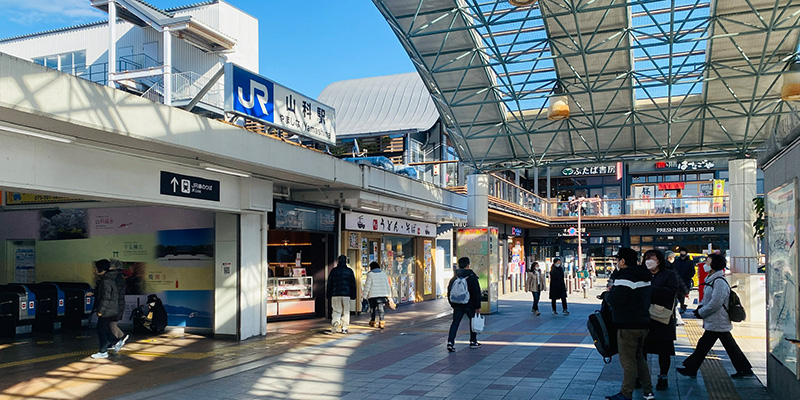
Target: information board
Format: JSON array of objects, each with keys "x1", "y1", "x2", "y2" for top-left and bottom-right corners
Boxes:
[{"x1": 766, "y1": 179, "x2": 800, "y2": 378}]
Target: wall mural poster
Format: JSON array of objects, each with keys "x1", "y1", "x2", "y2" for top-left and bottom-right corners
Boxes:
[
  {"x1": 424, "y1": 240, "x2": 433, "y2": 295},
  {"x1": 349, "y1": 232, "x2": 359, "y2": 249},
  {"x1": 766, "y1": 179, "x2": 800, "y2": 377},
  {"x1": 40, "y1": 209, "x2": 89, "y2": 240}
]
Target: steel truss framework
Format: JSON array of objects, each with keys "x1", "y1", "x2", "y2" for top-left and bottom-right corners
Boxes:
[{"x1": 373, "y1": 0, "x2": 800, "y2": 171}]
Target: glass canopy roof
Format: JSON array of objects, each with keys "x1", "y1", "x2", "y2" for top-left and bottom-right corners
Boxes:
[{"x1": 373, "y1": 0, "x2": 800, "y2": 171}]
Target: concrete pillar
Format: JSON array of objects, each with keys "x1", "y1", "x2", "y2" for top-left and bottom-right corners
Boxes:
[
  {"x1": 728, "y1": 158, "x2": 764, "y2": 323},
  {"x1": 546, "y1": 166, "x2": 552, "y2": 199},
  {"x1": 728, "y1": 158, "x2": 758, "y2": 272},
  {"x1": 163, "y1": 27, "x2": 173, "y2": 106},
  {"x1": 239, "y1": 212, "x2": 267, "y2": 339},
  {"x1": 107, "y1": 0, "x2": 117, "y2": 87},
  {"x1": 533, "y1": 167, "x2": 539, "y2": 195},
  {"x1": 467, "y1": 174, "x2": 489, "y2": 228}
]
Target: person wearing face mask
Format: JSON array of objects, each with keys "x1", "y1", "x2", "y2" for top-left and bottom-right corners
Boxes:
[
  {"x1": 673, "y1": 247, "x2": 695, "y2": 313},
  {"x1": 641, "y1": 250, "x2": 679, "y2": 391},
  {"x1": 548, "y1": 258, "x2": 569, "y2": 315},
  {"x1": 677, "y1": 254, "x2": 753, "y2": 379},
  {"x1": 525, "y1": 261, "x2": 547, "y2": 316}
]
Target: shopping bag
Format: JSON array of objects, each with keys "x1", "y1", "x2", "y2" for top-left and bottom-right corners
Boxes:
[
  {"x1": 361, "y1": 298, "x2": 370, "y2": 313},
  {"x1": 471, "y1": 314, "x2": 485, "y2": 333}
]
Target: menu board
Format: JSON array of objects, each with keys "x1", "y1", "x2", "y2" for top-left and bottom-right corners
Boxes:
[
  {"x1": 766, "y1": 179, "x2": 800, "y2": 377},
  {"x1": 274, "y1": 202, "x2": 335, "y2": 232}
]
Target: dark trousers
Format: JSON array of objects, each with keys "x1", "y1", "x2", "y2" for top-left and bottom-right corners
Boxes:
[
  {"x1": 97, "y1": 316, "x2": 118, "y2": 352},
  {"x1": 551, "y1": 297, "x2": 568, "y2": 312},
  {"x1": 448, "y1": 307, "x2": 477, "y2": 344},
  {"x1": 369, "y1": 297, "x2": 386, "y2": 321},
  {"x1": 531, "y1": 292, "x2": 541, "y2": 311},
  {"x1": 682, "y1": 330, "x2": 752, "y2": 373},
  {"x1": 643, "y1": 353, "x2": 671, "y2": 376}
]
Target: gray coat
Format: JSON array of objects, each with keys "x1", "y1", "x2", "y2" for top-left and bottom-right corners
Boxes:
[{"x1": 697, "y1": 270, "x2": 732, "y2": 332}]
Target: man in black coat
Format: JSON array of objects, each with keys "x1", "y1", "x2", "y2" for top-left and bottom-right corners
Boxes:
[
  {"x1": 446, "y1": 257, "x2": 482, "y2": 352},
  {"x1": 91, "y1": 259, "x2": 119, "y2": 359},
  {"x1": 605, "y1": 248, "x2": 654, "y2": 400},
  {"x1": 673, "y1": 247, "x2": 695, "y2": 313},
  {"x1": 327, "y1": 255, "x2": 356, "y2": 334}
]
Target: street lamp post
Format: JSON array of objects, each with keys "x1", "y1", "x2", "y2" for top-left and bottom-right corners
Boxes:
[{"x1": 570, "y1": 196, "x2": 603, "y2": 288}]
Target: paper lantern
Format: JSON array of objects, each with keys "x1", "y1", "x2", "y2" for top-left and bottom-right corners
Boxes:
[
  {"x1": 509, "y1": 0, "x2": 537, "y2": 6},
  {"x1": 548, "y1": 84, "x2": 569, "y2": 120},
  {"x1": 782, "y1": 63, "x2": 800, "y2": 101}
]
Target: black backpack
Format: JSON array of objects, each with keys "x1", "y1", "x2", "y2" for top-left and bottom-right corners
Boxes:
[
  {"x1": 587, "y1": 300, "x2": 618, "y2": 363},
  {"x1": 707, "y1": 277, "x2": 746, "y2": 322}
]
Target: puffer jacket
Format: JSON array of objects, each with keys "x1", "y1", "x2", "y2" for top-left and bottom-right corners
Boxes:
[
  {"x1": 363, "y1": 269, "x2": 392, "y2": 299},
  {"x1": 327, "y1": 263, "x2": 356, "y2": 299},
  {"x1": 606, "y1": 265, "x2": 652, "y2": 329},
  {"x1": 697, "y1": 270, "x2": 732, "y2": 332},
  {"x1": 525, "y1": 269, "x2": 547, "y2": 293},
  {"x1": 447, "y1": 268, "x2": 482, "y2": 310},
  {"x1": 111, "y1": 270, "x2": 126, "y2": 321},
  {"x1": 95, "y1": 273, "x2": 119, "y2": 319}
]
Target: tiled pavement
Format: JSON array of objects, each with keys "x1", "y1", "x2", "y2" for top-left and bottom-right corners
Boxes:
[{"x1": 111, "y1": 282, "x2": 774, "y2": 400}]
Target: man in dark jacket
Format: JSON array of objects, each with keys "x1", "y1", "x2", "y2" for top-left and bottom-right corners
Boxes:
[
  {"x1": 109, "y1": 260, "x2": 129, "y2": 353},
  {"x1": 327, "y1": 255, "x2": 356, "y2": 334},
  {"x1": 446, "y1": 257, "x2": 482, "y2": 352},
  {"x1": 605, "y1": 248, "x2": 654, "y2": 400},
  {"x1": 91, "y1": 259, "x2": 119, "y2": 359},
  {"x1": 674, "y1": 247, "x2": 695, "y2": 313}
]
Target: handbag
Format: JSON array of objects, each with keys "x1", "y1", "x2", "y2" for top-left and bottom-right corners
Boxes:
[
  {"x1": 361, "y1": 298, "x2": 370, "y2": 312},
  {"x1": 471, "y1": 314, "x2": 485, "y2": 333},
  {"x1": 649, "y1": 303, "x2": 673, "y2": 324}
]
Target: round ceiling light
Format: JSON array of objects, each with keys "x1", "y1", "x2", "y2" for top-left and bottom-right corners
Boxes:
[{"x1": 509, "y1": 0, "x2": 537, "y2": 6}]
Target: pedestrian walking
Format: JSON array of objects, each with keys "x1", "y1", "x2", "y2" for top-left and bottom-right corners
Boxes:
[
  {"x1": 446, "y1": 257, "x2": 482, "y2": 352},
  {"x1": 362, "y1": 261, "x2": 392, "y2": 329},
  {"x1": 642, "y1": 249, "x2": 678, "y2": 391},
  {"x1": 108, "y1": 259, "x2": 129, "y2": 353},
  {"x1": 605, "y1": 248, "x2": 654, "y2": 400},
  {"x1": 664, "y1": 251, "x2": 688, "y2": 326},
  {"x1": 549, "y1": 258, "x2": 569, "y2": 315},
  {"x1": 327, "y1": 255, "x2": 356, "y2": 334},
  {"x1": 525, "y1": 261, "x2": 546, "y2": 316},
  {"x1": 673, "y1": 247, "x2": 695, "y2": 313},
  {"x1": 677, "y1": 254, "x2": 754, "y2": 379},
  {"x1": 91, "y1": 259, "x2": 120, "y2": 359}
]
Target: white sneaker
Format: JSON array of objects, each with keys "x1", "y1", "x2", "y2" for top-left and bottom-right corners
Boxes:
[
  {"x1": 113, "y1": 334, "x2": 129, "y2": 353},
  {"x1": 91, "y1": 352, "x2": 108, "y2": 359},
  {"x1": 332, "y1": 321, "x2": 341, "y2": 333}
]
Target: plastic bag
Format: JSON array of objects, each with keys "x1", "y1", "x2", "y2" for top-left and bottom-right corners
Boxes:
[
  {"x1": 387, "y1": 298, "x2": 397, "y2": 310},
  {"x1": 471, "y1": 314, "x2": 485, "y2": 333},
  {"x1": 361, "y1": 298, "x2": 370, "y2": 313}
]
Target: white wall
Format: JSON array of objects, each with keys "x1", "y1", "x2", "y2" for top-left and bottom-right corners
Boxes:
[
  {"x1": 239, "y1": 213, "x2": 267, "y2": 339},
  {"x1": 214, "y1": 213, "x2": 238, "y2": 337}
]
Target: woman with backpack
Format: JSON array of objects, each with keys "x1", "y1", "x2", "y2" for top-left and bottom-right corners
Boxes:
[
  {"x1": 525, "y1": 261, "x2": 546, "y2": 316},
  {"x1": 362, "y1": 262, "x2": 392, "y2": 329},
  {"x1": 677, "y1": 254, "x2": 753, "y2": 379},
  {"x1": 641, "y1": 249, "x2": 678, "y2": 391},
  {"x1": 549, "y1": 258, "x2": 569, "y2": 315}
]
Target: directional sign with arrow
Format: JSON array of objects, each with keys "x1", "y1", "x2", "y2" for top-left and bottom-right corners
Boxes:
[{"x1": 160, "y1": 171, "x2": 220, "y2": 202}]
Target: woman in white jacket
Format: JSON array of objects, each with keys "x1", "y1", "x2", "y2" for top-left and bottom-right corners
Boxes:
[{"x1": 363, "y1": 262, "x2": 392, "y2": 329}]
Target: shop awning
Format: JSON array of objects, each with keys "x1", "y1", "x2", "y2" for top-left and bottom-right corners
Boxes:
[{"x1": 658, "y1": 182, "x2": 685, "y2": 190}]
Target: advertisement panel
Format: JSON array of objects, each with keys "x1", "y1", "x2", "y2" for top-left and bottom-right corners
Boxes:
[{"x1": 224, "y1": 63, "x2": 335, "y2": 145}]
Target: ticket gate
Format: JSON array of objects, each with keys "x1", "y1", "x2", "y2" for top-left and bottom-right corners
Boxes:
[
  {"x1": 45, "y1": 282, "x2": 94, "y2": 329},
  {"x1": 25, "y1": 283, "x2": 66, "y2": 332},
  {"x1": 0, "y1": 284, "x2": 36, "y2": 337}
]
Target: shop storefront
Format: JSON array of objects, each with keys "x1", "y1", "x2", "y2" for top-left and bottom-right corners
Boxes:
[
  {"x1": 342, "y1": 212, "x2": 437, "y2": 309},
  {"x1": 627, "y1": 158, "x2": 729, "y2": 215},
  {"x1": 267, "y1": 201, "x2": 337, "y2": 320},
  {"x1": 529, "y1": 226, "x2": 623, "y2": 276},
  {"x1": 535, "y1": 163, "x2": 624, "y2": 216},
  {"x1": 628, "y1": 223, "x2": 729, "y2": 255}
]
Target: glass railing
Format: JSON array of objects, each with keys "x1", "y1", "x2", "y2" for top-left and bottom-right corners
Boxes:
[
  {"x1": 625, "y1": 196, "x2": 729, "y2": 215},
  {"x1": 550, "y1": 199, "x2": 624, "y2": 217}
]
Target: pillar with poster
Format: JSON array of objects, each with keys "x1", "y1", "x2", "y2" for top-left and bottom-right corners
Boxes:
[{"x1": 456, "y1": 227, "x2": 499, "y2": 314}]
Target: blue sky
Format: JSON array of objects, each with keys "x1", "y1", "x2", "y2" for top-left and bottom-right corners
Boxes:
[{"x1": 0, "y1": 0, "x2": 415, "y2": 97}]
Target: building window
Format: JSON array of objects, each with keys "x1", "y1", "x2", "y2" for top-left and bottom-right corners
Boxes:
[
  {"x1": 32, "y1": 50, "x2": 87, "y2": 76},
  {"x1": 607, "y1": 236, "x2": 621, "y2": 244}
]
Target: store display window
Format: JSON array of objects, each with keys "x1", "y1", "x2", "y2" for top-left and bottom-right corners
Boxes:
[{"x1": 382, "y1": 235, "x2": 416, "y2": 303}]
